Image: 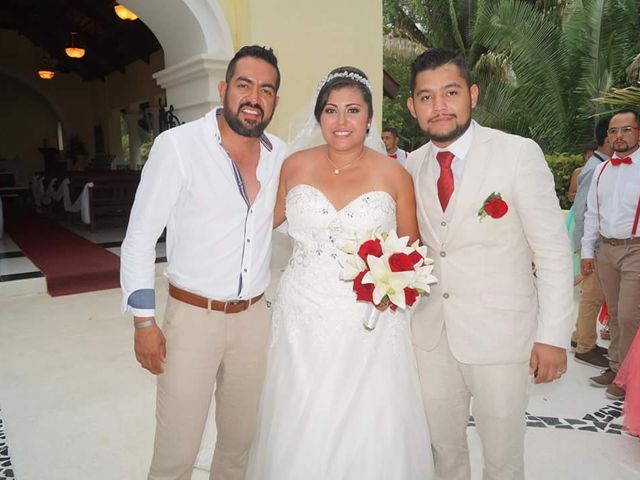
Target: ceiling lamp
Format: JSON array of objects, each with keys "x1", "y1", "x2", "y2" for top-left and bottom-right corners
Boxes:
[
  {"x1": 38, "y1": 69, "x2": 55, "y2": 80},
  {"x1": 65, "y1": 32, "x2": 85, "y2": 59},
  {"x1": 37, "y1": 54, "x2": 55, "y2": 80},
  {"x1": 114, "y1": 4, "x2": 138, "y2": 21}
]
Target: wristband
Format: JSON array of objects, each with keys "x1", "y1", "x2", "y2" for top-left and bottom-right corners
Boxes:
[{"x1": 134, "y1": 318, "x2": 156, "y2": 329}]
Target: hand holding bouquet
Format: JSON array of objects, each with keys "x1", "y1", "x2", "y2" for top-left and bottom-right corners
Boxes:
[{"x1": 339, "y1": 230, "x2": 437, "y2": 330}]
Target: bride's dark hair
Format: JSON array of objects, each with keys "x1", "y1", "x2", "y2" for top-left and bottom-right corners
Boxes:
[{"x1": 313, "y1": 66, "x2": 374, "y2": 124}]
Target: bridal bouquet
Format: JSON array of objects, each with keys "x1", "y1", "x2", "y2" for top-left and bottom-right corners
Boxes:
[{"x1": 339, "y1": 230, "x2": 437, "y2": 330}]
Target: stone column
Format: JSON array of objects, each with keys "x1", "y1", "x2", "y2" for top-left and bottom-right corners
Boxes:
[{"x1": 153, "y1": 54, "x2": 228, "y2": 122}]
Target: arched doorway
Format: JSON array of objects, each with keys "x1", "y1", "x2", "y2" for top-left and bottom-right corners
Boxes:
[{"x1": 121, "y1": 0, "x2": 235, "y2": 121}]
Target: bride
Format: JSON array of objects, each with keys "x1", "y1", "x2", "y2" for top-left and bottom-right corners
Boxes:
[{"x1": 245, "y1": 67, "x2": 434, "y2": 479}]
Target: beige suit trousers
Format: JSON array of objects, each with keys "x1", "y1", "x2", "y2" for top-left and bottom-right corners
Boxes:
[
  {"x1": 415, "y1": 327, "x2": 530, "y2": 480},
  {"x1": 148, "y1": 296, "x2": 271, "y2": 480},
  {"x1": 595, "y1": 242, "x2": 640, "y2": 372},
  {"x1": 572, "y1": 271, "x2": 605, "y2": 353}
]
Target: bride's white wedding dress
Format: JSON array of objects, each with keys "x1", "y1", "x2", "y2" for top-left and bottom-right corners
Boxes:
[{"x1": 245, "y1": 184, "x2": 433, "y2": 480}]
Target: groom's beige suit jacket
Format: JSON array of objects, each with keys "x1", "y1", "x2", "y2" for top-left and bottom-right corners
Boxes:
[{"x1": 407, "y1": 123, "x2": 573, "y2": 365}]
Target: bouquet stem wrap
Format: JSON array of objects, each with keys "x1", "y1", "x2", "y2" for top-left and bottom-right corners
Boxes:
[{"x1": 363, "y1": 304, "x2": 381, "y2": 331}]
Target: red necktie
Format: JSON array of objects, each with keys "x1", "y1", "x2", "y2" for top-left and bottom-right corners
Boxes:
[
  {"x1": 611, "y1": 156, "x2": 632, "y2": 166},
  {"x1": 436, "y1": 151, "x2": 455, "y2": 211}
]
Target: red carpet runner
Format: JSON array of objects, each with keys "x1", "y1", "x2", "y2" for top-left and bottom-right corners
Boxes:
[{"x1": 4, "y1": 206, "x2": 120, "y2": 296}]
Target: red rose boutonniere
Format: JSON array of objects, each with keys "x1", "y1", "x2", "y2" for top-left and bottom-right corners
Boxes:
[{"x1": 478, "y1": 192, "x2": 508, "y2": 221}]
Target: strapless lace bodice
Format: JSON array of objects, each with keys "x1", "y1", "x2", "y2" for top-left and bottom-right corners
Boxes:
[
  {"x1": 285, "y1": 183, "x2": 396, "y2": 281},
  {"x1": 271, "y1": 184, "x2": 402, "y2": 350}
]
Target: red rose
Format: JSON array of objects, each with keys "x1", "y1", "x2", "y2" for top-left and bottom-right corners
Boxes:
[
  {"x1": 407, "y1": 250, "x2": 424, "y2": 266},
  {"x1": 404, "y1": 287, "x2": 419, "y2": 307},
  {"x1": 483, "y1": 198, "x2": 508, "y2": 219},
  {"x1": 388, "y1": 252, "x2": 415, "y2": 272},
  {"x1": 353, "y1": 270, "x2": 374, "y2": 302},
  {"x1": 358, "y1": 239, "x2": 383, "y2": 264}
]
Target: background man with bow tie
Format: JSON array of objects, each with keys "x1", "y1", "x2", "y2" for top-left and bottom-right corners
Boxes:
[
  {"x1": 405, "y1": 48, "x2": 573, "y2": 480},
  {"x1": 381, "y1": 126, "x2": 408, "y2": 166},
  {"x1": 581, "y1": 109, "x2": 640, "y2": 401}
]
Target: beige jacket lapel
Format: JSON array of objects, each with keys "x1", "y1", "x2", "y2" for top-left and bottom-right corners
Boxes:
[{"x1": 414, "y1": 144, "x2": 442, "y2": 247}]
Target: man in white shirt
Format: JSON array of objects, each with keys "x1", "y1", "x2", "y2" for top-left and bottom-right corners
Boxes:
[
  {"x1": 120, "y1": 45, "x2": 286, "y2": 480},
  {"x1": 581, "y1": 109, "x2": 640, "y2": 401},
  {"x1": 571, "y1": 117, "x2": 612, "y2": 369},
  {"x1": 381, "y1": 126, "x2": 408, "y2": 166}
]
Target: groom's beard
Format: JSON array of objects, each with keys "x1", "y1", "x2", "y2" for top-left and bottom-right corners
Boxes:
[{"x1": 425, "y1": 116, "x2": 472, "y2": 144}]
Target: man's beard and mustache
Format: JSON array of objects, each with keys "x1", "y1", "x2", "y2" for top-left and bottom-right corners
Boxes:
[
  {"x1": 425, "y1": 116, "x2": 472, "y2": 143},
  {"x1": 223, "y1": 100, "x2": 272, "y2": 138},
  {"x1": 612, "y1": 140, "x2": 636, "y2": 153}
]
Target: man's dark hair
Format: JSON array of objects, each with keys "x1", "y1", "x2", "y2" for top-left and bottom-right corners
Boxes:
[
  {"x1": 410, "y1": 48, "x2": 472, "y2": 94},
  {"x1": 313, "y1": 66, "x2": 373, "y2": 123},
  {"x1": 611, "y1": 108, "x2": 640, "y2": 125},
  {"x1": 225, "y1": 45, "x2": 281, "y2": 92},
  {"x1": 382, "y1": 126, "x2": 398, "y2": 136},
  {"x1": 594, "y1": 117, "x2": 611, "y2": 147}
]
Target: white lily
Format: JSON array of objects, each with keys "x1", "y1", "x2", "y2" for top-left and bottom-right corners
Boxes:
[
  {"x1": 361, "y1": 254, "x2": 416, "y2": 309},
  {"x1": 412, "y1": 263, "x2": 438, "y2": 293},
  {"x1": 378, "y1": 230, "x2": 413, "y2": 256},
  {"x1": 339, "y1": 254, "x2": 366, "y2": 281},
  {"x1": 410, "y1": 240, "x2": 428, "y2": 266},
  {"x1": 337, "y1": 228, "x2": 378, "y2": 255}
]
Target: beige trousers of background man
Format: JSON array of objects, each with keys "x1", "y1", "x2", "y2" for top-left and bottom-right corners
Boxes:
[
  {"x1": 572, "y1": 271, "x2": 605, "y2": 353},
  {"x1": 415, "y1": 327, "x2": 530, "y2": 480},
  {"x1": 595, "y1": 242, "x2": 640, "y2": 372},
  {"x1": 148, "y1": 295, "x2": 271, "y2": 480}
]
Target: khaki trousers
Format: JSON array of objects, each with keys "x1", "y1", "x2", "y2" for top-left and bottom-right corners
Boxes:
[
  {"x1": 414, "y1": 327, "x2": 529, "y2": 480},
  {"x1": 572, "y1": 271, "x2": 605, "y2": 353},
  {"x1": 148, "y1": 296, "x2": 271, "y2": 480},
  {"x1": 595, "y1": 242, "x2": 640, "y2": 372}
]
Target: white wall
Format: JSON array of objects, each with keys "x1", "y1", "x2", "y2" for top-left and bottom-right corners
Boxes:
[{"x1": 219, "y1": 0, "x2": 384, "y2": 140}]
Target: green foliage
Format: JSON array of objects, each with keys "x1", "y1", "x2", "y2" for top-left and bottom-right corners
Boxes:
[
  {"x1": 545, "y1": 152, "x2": 584, "y2": 209},
  {"x1": 382, "y1": 49, "x2": 428, "y2": 151}
]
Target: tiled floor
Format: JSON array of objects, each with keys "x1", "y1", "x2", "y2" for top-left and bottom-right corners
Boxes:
[{"x1": 0, "y1": 230, "x2": 638, "y2": 479}]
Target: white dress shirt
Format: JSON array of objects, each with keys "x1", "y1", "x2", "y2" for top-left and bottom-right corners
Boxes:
[
  {"x1": 120, "y1": 108, "x2": 286, "y2": 317},
  {"x1": 581, "y1": 149, "x2": 640, "y2": 258},
  {"x1": 431, "y1": 120, "x2": 476, "y2": 184}
]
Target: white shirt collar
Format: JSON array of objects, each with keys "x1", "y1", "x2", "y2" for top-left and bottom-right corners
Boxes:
[{"x1": 433, "y1": 120, "x2": 476, "y2": 160}]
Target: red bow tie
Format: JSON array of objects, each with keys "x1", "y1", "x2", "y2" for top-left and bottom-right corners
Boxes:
[
  {"x1": 611, "y1": 156, "x2": 632, "y2": 166},
  {"x1": 389, "y1": 153, "x2": 398, "y2": 159}
]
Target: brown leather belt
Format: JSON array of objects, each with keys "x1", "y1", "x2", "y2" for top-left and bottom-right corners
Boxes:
[
  {"x1": 601, "y1": 236, "x2": 640, "y2": 247},
  {"x1": 169, "y1": 284, "x2": 263, "y2": 314}
]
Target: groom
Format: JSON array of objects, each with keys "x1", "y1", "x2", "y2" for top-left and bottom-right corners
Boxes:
[{"x1": 406, "y1": 48, "x2": 573, "y2": 480}]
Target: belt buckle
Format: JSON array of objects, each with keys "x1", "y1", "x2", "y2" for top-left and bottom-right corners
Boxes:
[{"x1": 224, "y1": 299, "x2": 247, "y2": 313}]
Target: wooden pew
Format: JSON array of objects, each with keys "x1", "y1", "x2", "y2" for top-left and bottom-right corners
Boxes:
[{"x1": 67, "y1": 171, "x2": 140, "y2": 231}]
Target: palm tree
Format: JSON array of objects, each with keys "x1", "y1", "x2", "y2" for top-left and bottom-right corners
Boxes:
[
  {"x1": 593, "y1": 54, "x2": 640, "y2": 110},
  {"x1": 472, "y1": 0, "x2": 639, "y2": 152}
]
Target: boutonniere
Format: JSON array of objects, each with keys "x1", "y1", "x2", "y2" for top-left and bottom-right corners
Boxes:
[{"x1": 478, "y1": 192, "x2": 508, "y2": 221}]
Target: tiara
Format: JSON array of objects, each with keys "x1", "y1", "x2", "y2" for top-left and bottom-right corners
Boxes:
[{"x1": 316, "y1": 71, "x2": 372, "y2": 93}]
